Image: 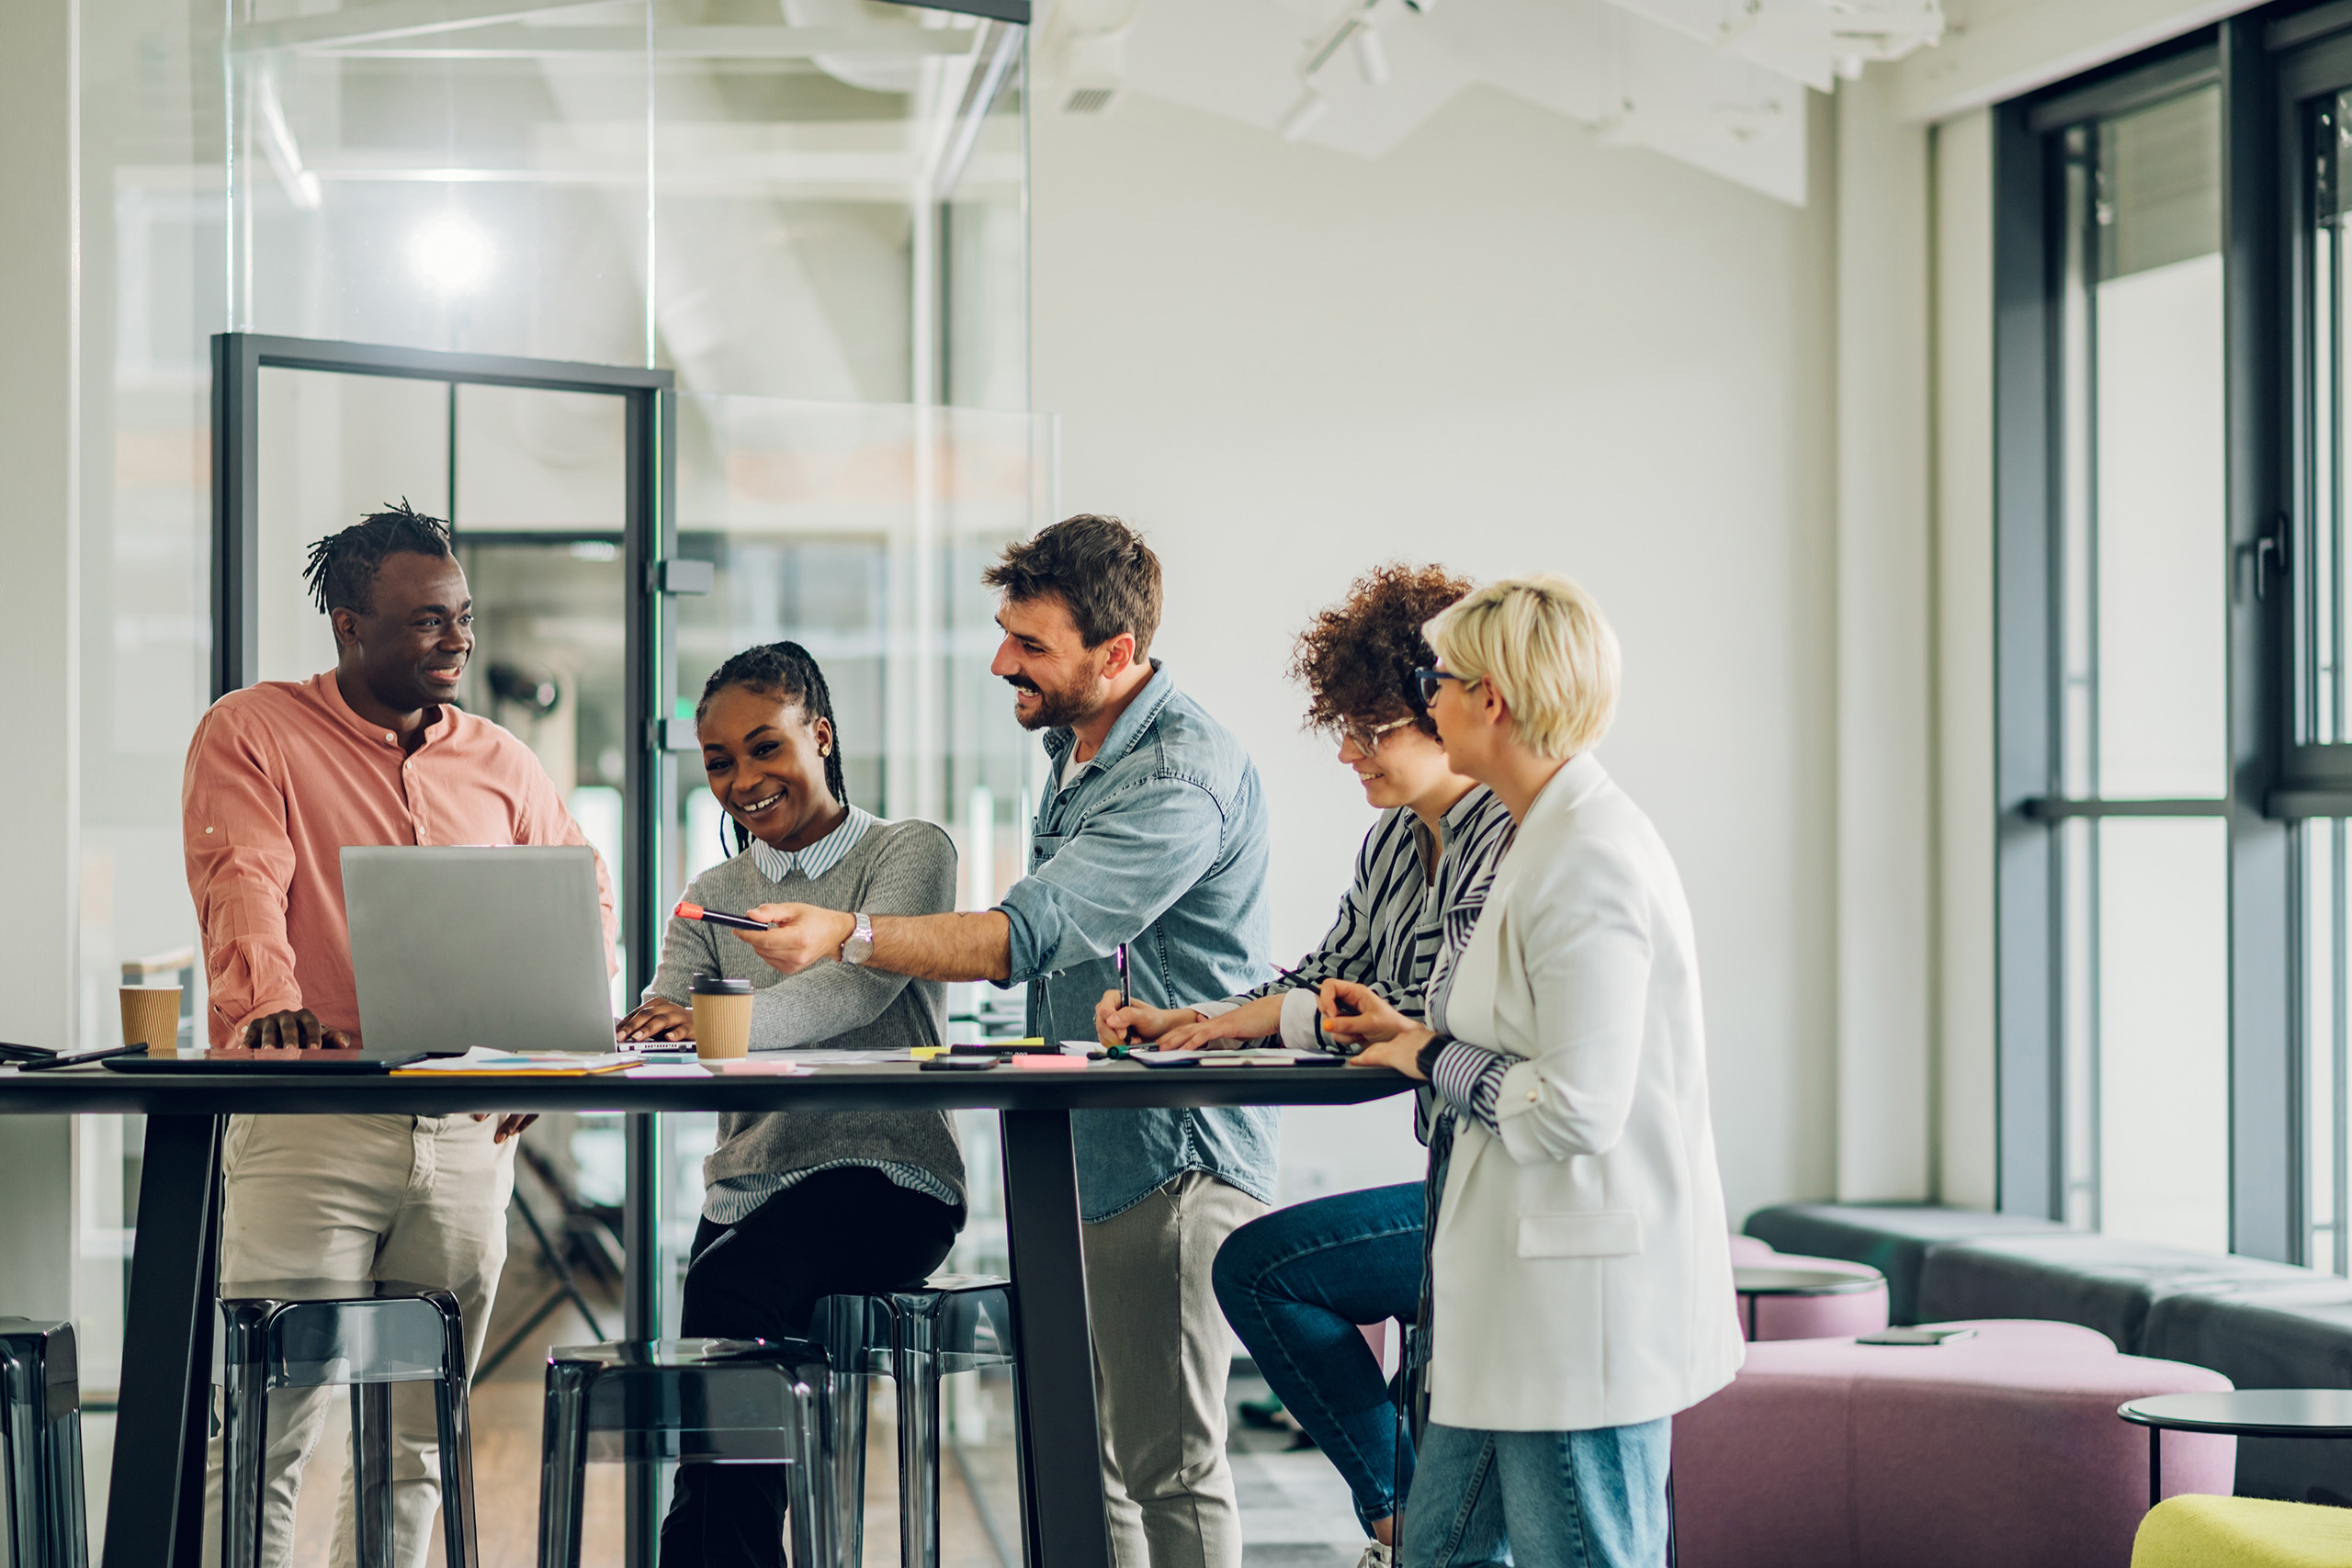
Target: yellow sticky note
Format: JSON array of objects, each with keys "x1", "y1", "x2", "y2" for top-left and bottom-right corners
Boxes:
[{"x1": 910, "y1": 1046, "x2": 947, "y2": 1060}]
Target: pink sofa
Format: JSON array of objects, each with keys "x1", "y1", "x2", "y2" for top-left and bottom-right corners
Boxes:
[
  {"x1": 1673, "y1": 1318, "x2": 2235, "y2": 1568},
  {"x1": 1730, "y1": 1233, "x2": 1894, "y2": 1342}
]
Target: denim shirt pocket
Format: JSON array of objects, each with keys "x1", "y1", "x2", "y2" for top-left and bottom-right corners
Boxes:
[{"x1": 1028, "y1": 832, "x2": 1067, "y2": 873}]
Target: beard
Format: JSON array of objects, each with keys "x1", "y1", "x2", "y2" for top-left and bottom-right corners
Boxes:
[{"x1": 1007, "y1": 669, "x2": 1102, "y2": 732}]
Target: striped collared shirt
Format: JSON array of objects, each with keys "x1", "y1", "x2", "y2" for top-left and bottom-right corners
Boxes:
[
  {"x1": 747, "y1": 805, "x2": 876, "y2": 885},
  {"x1": 705, "y1": 1159, "x2": 961, "y2": 1224},
  {"x1": 1204, "y1": 786, "x2": 1517, "y2": 1051}
]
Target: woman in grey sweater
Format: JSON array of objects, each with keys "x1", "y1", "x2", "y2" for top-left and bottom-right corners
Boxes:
[{"x1": 616, "y1": 641, "x2": 961, "y2": 1568}]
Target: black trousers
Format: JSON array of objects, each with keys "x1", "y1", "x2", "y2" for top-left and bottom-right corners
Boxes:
[{"x1": 659, "y1": 1166, "x2": 961, "y2": 1568}]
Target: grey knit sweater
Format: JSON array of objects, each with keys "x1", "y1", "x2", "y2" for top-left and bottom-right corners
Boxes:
[{"x1": 650, "y1": 818, "x2": 965, "y2": 1209}]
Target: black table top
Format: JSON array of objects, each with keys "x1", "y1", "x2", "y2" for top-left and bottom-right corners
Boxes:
[
  {"x1": 2120, "y1": 1389, "x2": 2352, "y2": 1437},
  {"x1": 0, "y1": 1057, "x2": 1411, "y2": 1115},
  {"x1": 1732, "y1": 1264, "x2": 1885, "y2": 1296}
]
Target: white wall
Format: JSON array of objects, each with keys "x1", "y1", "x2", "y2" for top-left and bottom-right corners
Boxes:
[
  {"x1": 1934, "y1": 108, "x2": 1999, "y2": 1211},
  {"x1": 1834, "y1": 70, "x2": 1936, "y2": 1201},
  {"x1": 0, "y1": 0, "x2": 82, "y2": 1319},
  {"x1": 1032, "y1": 85, "x2": 1841, "y2": 1221}
]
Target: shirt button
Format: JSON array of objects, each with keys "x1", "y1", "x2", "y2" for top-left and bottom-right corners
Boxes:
[
  {"x1": 1526, "y1": 1089, "x2": 1539, "y2": 1102},
  {"x1": 204, "y1": 826, "x2": 214, "y2": 834},
  {"x1": 384, "y1": 732, "x2": 395, "y2": 744}
]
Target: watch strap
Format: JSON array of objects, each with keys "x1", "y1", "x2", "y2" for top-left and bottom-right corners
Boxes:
[{"x1": 842, "y1": 910, "x2": 876, "y2": 965}]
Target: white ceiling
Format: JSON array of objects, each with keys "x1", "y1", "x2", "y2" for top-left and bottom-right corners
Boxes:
[{"x1": 1035, "y1": 0, "x2": 1951, "y2": 205}]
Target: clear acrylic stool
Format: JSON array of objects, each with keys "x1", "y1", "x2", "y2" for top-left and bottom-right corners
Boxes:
[
  {"x1": 537, "y1": 1338, "x2": 835, "y2": 1568},
  {"x1": 215, "y1": 1279, "x2": 478, "y2": 1568},
  {"x1": 813, "y1": 1274, "x2": 1016, "y2": 1568},
  {"x1": 1, "y1": 1319, "x2": 87, "y2": 1568}
]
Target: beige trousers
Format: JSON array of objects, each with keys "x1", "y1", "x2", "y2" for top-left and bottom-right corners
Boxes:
[
  {"x1": 1083, "y1": 1171, "x2": 1268, "y2": 1568},
  {"x1": 200, "y1": 1113, "x2": 514, "y2": 1568}
]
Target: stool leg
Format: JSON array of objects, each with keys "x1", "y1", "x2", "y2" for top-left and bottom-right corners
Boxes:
[
  {"x1": 786, "y1": 1376, "x2": 837, "y2": 1568},
  {"x1": 218, "y1": 1340, "x2": 268, "y2": 1568},
  {"x1": 435, "y1": 1375, "x2": 481, "y2": 1568},
  {"x1": 892, "y1": 1306, "x2": 942, "y2": 1568},
  {"x1": 4, "y1": 1354, "x2": 36, "y2": 1568},
  {"x1": 2148, "y1": 1427, "x2": 2162, "y2": 1511},
  {"x1": 350, "y1": 1383, "x2": 396, "y2": 1568},
  {"x1": 537, "y1": 1364, "x2": 591, "y2": 1568},
  {"x1": 39, "y1": 1394, "x2": 92, "y2": 1568},
  {"x1": 816, "y1": 1299, "x2": 871, "y2": 1568}
]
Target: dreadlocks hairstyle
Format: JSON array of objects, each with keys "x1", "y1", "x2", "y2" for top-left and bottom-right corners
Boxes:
[
  {"x1": 302, "y1": 499, "x2": 457, "y2": 617},
  {"x1": 695, "y1": 641, "x2": 848, "y2": 857}
]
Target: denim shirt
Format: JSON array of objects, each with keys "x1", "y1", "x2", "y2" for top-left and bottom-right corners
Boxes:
[{"x1": 996, "y1": 662, "x2": 1280, "y2": 1221}]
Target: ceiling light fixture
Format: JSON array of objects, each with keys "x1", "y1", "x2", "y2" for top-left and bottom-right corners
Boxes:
[{"x1": 410, "y1": 215, "x2": 493, "y2": 294}]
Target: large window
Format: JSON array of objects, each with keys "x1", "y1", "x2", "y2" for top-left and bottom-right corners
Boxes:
[{"x1": 1996, "y1": 11, "x2": 2352, "y2": 1265}]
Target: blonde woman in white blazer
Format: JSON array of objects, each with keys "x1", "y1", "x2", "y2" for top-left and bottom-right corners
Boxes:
[{"x1": 1321, "y1": 574, "x2": 1743, "y2": 1568}]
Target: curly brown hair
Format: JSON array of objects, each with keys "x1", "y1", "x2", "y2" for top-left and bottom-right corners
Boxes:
[{"x1": 1288, "y1": 562, "x2": 1476, "y2": 738}]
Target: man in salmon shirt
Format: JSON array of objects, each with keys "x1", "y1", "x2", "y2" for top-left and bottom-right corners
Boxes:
[{"x1": 183, "y1": 502, "x2": 616, "y2": 1568}]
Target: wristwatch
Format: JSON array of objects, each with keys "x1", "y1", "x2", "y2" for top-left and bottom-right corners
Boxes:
[
  {"x1": 842, "y1": 910, "x2": 876, "y2": 966},
  {"x1": 1415, "y1": 1033, "x2": 1453, "y2": 1079}
]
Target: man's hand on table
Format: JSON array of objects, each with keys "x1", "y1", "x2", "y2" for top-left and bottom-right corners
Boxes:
[
  {"x1": 737, "y1": 904, "x2": 856, "y2": 975},
  {"x1": 616, "y1": 998, "x2": 694, "y2": 1043},
  {"x1": 235, "y1": 1009, "x2": 355, "y2": 1050}
]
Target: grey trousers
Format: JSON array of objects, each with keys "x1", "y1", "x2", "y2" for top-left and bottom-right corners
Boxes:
[{"x1": 1083, "y1": 1170, "x2": 1268, "y2": 1568}]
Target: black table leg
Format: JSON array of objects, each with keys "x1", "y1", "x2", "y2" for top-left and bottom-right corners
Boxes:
[
  {"x1": 103, "y1": 1113, "x2": 222, "y2": 1568},
  {"x1": 1000, "y1": 1110, "x2": 1111, "y2": 1568},
  {"x1": 2148, "y1": 1427, "x2": 2162, "y2": 1510}
]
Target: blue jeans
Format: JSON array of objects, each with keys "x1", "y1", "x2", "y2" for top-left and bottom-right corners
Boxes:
[
  {"x1": 1400, "y1": 1420, "x2": 1671, "y2": 1568},
  {"x1": 1210, "y1": 1183, "x2": 1424, "y2": 1532}
]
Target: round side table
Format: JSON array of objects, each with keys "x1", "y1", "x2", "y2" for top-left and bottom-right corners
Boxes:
[
  {"x1": 2119, "y1": 1389, "x2": 2352, "y2": 1508},
  {"x1": 1730, "y1": 1264, "x2": 1883, "y2": 1342}
]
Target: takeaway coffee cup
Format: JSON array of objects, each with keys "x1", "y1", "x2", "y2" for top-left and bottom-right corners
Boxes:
[
  {"x1": 691, "y1": 974, "x2": 752, "y2": 1060},
  {"x1": 121, "y1": 986, "x2": 183, "y2": 1057}
]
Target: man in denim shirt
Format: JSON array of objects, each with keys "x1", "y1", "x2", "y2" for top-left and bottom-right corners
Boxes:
[{"x1": 744, "y1": 515, "x2": 1276, "y2": 1568}]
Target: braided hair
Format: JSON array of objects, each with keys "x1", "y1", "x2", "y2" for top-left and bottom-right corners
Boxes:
[
  {"x1": 302, "y1": 499, "x2": 455, "y2": 616},
  {"x1": 695, "y1": 641, "x2": 848, "y2": 857}
]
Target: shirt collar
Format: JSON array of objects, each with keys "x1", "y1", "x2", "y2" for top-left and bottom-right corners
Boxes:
[
  {"x1": 1042, "y1": 660, "x2": 1177, "y2": 783},
  {"x1": 311, "y1": 669, "x2": 455, "y2": 751},
  {"x1": 1441, "y1": 784, "x2": 1497, "y2": 833},
  {"x1": 749, "y1": 805, "x2": 876, "y2": 885}
]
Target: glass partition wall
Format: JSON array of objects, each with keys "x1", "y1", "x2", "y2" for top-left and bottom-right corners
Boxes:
[{"x1": 77, "y1": 0, "x2": 1036, "y2": 1555}]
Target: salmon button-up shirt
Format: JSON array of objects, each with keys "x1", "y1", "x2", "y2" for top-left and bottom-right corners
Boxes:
[{"x1": 183, "y1": 670, "x2": 618, "y2": 1047}]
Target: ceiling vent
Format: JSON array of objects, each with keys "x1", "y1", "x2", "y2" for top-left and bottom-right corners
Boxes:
[{"x1": 1064, "y1": 85, "x2": 1120, "y2": 113}]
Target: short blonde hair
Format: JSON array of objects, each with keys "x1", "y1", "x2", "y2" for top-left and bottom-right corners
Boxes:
[{"x1": 1424, "y1": 574, "x2": 1620, "y2": 760}]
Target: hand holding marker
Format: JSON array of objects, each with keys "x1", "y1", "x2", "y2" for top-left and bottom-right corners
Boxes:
[{"x1": 675, "y1": 900, "x2": 770, "y2": 933}]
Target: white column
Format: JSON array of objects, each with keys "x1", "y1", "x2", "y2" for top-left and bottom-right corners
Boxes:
[
  {"x1": 1835, "y1": 71, "x2": 1936, "y2": 1201},
  {"x1": 0, "y1": 0, "x2": 83, "y2": 1316},
  {"x1": 1933, "y1": 109, "x2": 2000, "y2": 1210}
]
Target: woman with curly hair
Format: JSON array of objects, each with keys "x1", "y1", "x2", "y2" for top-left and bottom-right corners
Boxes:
[{"x1": 1095, "y1": 564, "x2": 1515, "y2": 1568}]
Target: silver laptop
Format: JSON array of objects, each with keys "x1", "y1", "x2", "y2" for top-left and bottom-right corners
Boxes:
[{"x1": 343, "y1": 846, "x2": 617, "y2": 1055}]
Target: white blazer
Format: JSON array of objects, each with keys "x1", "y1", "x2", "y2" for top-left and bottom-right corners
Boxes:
[{"x1": 1428, "y1": 754, "x2": 1743, "y2": 1432}]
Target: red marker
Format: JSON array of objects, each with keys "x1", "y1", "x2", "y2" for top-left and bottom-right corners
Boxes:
[{"x1": 674, "y1": 900, "x2": 770, "y2": 933}]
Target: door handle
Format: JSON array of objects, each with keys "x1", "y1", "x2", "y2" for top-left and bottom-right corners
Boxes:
[{"x1": 646, "y1": 559, "x2": 713, "y2": 595}]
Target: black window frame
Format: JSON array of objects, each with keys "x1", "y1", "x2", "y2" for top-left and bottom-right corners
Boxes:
[{"x1": 1993, "y1": 17, "x2": 2299, "y2": 1256}]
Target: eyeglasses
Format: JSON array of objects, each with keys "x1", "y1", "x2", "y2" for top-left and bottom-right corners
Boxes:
[
  {"x1": 1327, "y1": 715, "x2": 1418, "y2": 754},
  {"x1": 1411, "y1": 667, "x2": 1480, "y2": 706}
]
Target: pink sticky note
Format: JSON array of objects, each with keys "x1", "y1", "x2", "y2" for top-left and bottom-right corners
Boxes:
[{"x1": 1012, "y1": 1054, "x2": 1091, "y2": 1071}]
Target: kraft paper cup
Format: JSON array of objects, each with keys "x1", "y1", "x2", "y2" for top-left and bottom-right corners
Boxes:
[
  {"x1": 121, "y1": 986, "x2": 183, "y2": 1057},
  {"x1": 691, "y1": 975, "x2": 752, "y2": 1061}
]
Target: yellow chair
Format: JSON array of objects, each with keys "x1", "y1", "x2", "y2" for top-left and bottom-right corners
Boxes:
[{"x1": 2133, "y1": 1495, "x2": 2352, "y2": 1566}]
